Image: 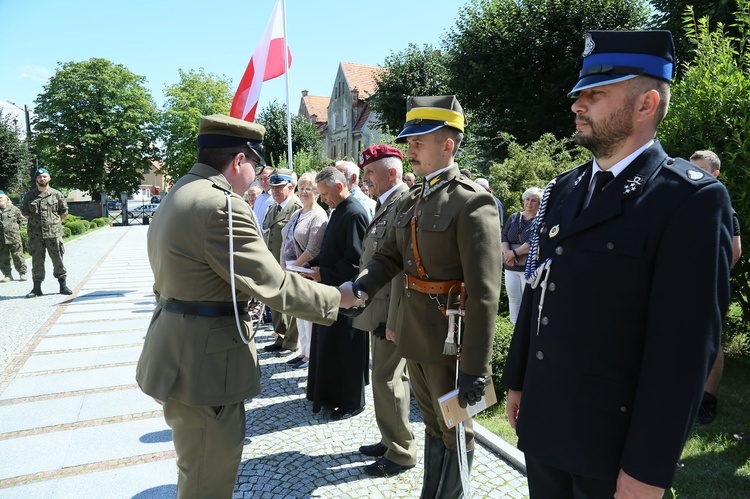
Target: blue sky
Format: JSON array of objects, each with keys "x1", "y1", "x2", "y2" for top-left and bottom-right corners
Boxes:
[{"x1": 0, "y1": 0, "x2": 467, "y2": 128}]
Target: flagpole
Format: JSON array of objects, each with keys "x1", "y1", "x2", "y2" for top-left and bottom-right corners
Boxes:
[{"x1": 281, "y1": 0, "x2": 293, "y2": 171}]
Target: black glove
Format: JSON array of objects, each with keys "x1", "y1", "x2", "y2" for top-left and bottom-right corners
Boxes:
[
  {"x1": 339, "y1": 306, "x2": 365, "y2": 318},
  {"x1": 458, "y1": 373, "x2": 488, "y2": 408}
]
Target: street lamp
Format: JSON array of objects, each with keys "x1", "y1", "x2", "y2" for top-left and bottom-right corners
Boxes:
[{"x1": 5, "y1": 100, "x2": 37, "y2": 183}]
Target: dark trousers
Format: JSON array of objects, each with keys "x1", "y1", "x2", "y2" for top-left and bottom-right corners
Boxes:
[{"x1": 525, "y1": 455, "x2": 617, "y2": 499}]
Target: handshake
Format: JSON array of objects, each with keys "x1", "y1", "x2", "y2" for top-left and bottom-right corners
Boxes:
[{"x1": 337, "y1": 281, "x2": 368, "y2": 316}]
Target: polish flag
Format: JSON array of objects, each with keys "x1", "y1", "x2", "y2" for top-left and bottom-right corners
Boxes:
[{"x1": 230, "y1": 0, "x2": 292, "y2": 122}]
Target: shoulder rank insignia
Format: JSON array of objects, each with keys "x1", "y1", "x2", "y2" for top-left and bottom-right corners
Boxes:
[{"x1": 687, "y1": 169, "x2": 704, "y2": 180}]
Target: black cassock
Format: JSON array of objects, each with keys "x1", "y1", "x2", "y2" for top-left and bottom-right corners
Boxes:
[{"x1": 306, "y1": 196, "x2": 370, "y2": 413}]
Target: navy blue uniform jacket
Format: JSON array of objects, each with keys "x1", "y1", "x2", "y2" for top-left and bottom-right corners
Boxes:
[{"x1": 502, "y1": 142, "x2": 733, "y2": 488}]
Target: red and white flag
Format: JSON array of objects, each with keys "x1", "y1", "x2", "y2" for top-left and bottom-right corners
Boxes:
[{"x1": 230, "y1": 0, "x2": 292, "y2": 122}]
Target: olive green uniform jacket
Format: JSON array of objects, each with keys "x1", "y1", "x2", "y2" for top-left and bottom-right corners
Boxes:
[
  {"x1": 136, "y1": 163, "x2": 340, "y2": 407},
  {"x1": 353, "y1": 183, "x2": 409, "y2": 333},
  {"x1": 356, "y1": 166, "x2": 502, "y2": 376},
  {"x1": 263, "y1": 195, "x2": 302, "y2": 262}
]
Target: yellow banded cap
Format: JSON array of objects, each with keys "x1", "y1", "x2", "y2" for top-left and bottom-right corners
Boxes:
[{"x1": 396, "y1": 95, "x2": 466, "y2": 143}]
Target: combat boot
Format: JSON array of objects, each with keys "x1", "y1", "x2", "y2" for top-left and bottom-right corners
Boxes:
[
  {"x1": 59, "y1": 278, "x2": 73, "y2": 295},
  {"x1": 1, "y1": 275, "x2": 11, "y2": 283},
  {"x1": 434, "y1": 449, "x2": 474, "y2": 498},
  {"x1": 420, "y1": 433, "x2": 447, "y2": 499},
  {"x1": 19, "y1": 273, "x2": 28, "y2": 281},
  {"x1": 26, "y1": 281, "x2": 43, "y2": 298}
]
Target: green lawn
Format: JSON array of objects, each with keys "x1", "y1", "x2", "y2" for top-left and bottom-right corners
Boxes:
[{"x1": 477, "y1": 357, "x2": 750, "y2": 498}]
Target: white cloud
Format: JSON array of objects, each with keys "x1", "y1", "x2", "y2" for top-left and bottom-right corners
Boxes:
[{"x1": 20, "y1": 65, "x2": 53, "y2": 82}]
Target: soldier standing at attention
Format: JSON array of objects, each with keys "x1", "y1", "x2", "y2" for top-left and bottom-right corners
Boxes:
[
  {"x1": 21, "y1": 168, "x2": 72, "y2": 297},
  {"x1": 353, "y1": 145, "x2": 417, "y2": 477},
  {"x1": 136, "y1": 114, "x2": 357, "y2": 498},
  {"x1": 346, "y1": 95, "x2": 502, "y2": 497},
  {"x1": 0, "y1": 191, "x2": 28, "y2": 283},
  {"x1": 503, "y1": 31, "x2": 734, "y2": 497}
]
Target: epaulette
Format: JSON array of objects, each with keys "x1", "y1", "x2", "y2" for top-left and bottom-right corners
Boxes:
[
  {"x1": 455, "y1": 174, "x2": 484, "y2": 193},
  {"x1": 662, "y1": 157, "x2": 719, "y2": 188}
]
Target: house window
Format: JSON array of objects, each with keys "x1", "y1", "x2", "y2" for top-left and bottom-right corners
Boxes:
[
  {"x1": 343, "y1": 142, "x2": 347, "y2": 158},
  {"x1": 342, "y1": 109, "x2": 347, "y2": 126}
]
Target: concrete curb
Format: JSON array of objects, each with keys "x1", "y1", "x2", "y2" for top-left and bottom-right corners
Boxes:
[{"x1": 475, "y1": 422, "x2": 527, "y2": 474}]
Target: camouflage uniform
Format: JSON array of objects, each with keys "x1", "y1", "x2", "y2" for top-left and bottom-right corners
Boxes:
[
  {"x1": 0, "y1": 202, "x2": 27, "y2": 279},
  {"x1": 21, "y1": 187, "x2": 68, "y2": 281}
]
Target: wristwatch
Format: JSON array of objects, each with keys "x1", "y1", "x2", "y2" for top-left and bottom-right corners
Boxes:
[{"x1": 352, "y1": 281, "x2": 368, "y2": 307}]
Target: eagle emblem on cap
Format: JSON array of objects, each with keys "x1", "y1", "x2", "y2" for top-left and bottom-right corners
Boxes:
[
  {"x1": 687, "y1": 169, "x2": 704, "y2": 180},
  {"x1": 582, "y1": 33, "x2": 595, "y2": 57}
]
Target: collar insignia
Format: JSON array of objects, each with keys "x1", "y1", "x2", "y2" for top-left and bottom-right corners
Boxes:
[
  {"x1": 573, "y1": 172, "x2": 586, "y2": 187},
  {"x1": 623, "y1": 175, "x2": 643, "y2": 195}
]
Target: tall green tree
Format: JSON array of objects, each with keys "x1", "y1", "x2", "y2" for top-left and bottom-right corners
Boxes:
[
  {"x1": 659, "y1": 4, "x2": 750, "y2": 320},
  {"x1": 371, "y1": 43, "x2": 452, "y2": 134},
  {"x1": 0, "y1": 110, "x2": 32, "y2": 197},
  {"x1": 650, "y1": 0, "x2": 740, "y2": 69},
  {"x1": 443, "y1": 0, "x2": 649, "y2": 158},
  {"x1": 256, "y1": 101, "x2": 322, "y2": 169},
  {"x1": 159, "y1": 68, "x2": 233, "y2": 183},
  {"x1": 33, "y1": 58, "x2": 159, "y2": 199}
]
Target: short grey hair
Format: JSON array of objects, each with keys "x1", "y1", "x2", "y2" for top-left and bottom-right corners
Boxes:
[
  {"x1": 376, "y1": 156, "x2": 403, "y2": 179},
  {"x1": 315, "y1": 166, "x2": 347, "y2": 188},
  {"x1": 522, "y1": 186, "x2": 543, "y2": 202},
  {"x1": 335, "y1": 160, "x2": 359, "y2": 181},
  {"x1": 690, "y1": 150, "x2": 721, "y2": 172}
]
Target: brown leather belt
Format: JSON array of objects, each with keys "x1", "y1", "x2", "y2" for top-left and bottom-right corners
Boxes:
[{"x1": 403, "y1": 274, "x2": 462, "y2": 295}]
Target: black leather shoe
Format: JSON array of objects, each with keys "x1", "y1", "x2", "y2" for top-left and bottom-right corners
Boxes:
[
  {"x1": 286, "y1": 356, "x2": 304, "y2": 365},
  {"x1": 359, "y1": 442, "x2": 387, "y2": 457},
  {"x1": 364, "y1": 457, "x2": 415, "y2": 477},
  {"x1": 263, "y1": 344, "x2": 283, "y2": 352},
  {"x1": 331, "y1": 407, "x2": 363, "y2": 421}
]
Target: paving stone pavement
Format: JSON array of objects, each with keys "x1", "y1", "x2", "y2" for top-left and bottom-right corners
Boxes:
[{"x1": 0, "y1": 225, "x2": 529, "y2": 498}]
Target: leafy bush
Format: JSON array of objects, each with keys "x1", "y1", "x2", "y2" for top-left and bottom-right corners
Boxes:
[
  {"x1": 659, "y1": 5, "x2": 750, "y2": 325},
  {"x1": 490, "y1": 315, "x2": 516, "y2": 400},
  {"x1": 21, "y1": 229, "x2": 28, "y2": 253},
  {"x1": 91, "y1": 217, "x2": 108, "y2": 227},
  {"x1": 66, "y1": 220, "x2": 88, "y2": 235},
  {"x1": 489, "y1": 133, "x2": 589, "y2": 220},
  {"x1": 62, "y1": 226, "x2": 72, "y2": 238}
]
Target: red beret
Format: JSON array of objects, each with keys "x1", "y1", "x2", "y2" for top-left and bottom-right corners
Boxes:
[{"x1": 357, "y1": 144, "x2": 403, "y2": 169}]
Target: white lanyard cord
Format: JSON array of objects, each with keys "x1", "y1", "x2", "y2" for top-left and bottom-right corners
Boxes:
[{"x1": 224, "y1": 191, "x2": 251, "y2": 345}]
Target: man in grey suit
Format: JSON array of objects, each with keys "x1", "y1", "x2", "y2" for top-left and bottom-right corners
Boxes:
[
  {"x1": 262, "y1": 168, "x2": 303, "y2": 353},
  {"x1": 353, "y1": 145, "x2": 417, "y2": 477}
]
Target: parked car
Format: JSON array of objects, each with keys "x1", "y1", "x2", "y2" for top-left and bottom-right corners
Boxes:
[
  {"x1": 128, "y1": 204, "x2": 160, "y2": 219},
  {"x1": 107, "y1": 200, "x2": 122, "y2": 210},
  {"x1": 151, "y1": 195, "x2": 161, "y2": 204}
]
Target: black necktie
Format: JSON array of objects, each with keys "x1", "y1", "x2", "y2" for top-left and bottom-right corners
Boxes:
[
  {"x1": 589, "y1": 170, "x2": 614, "y2": 205},
  {"x1": 375, "y1": 199, "x2": 382, "y2": 211}
]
